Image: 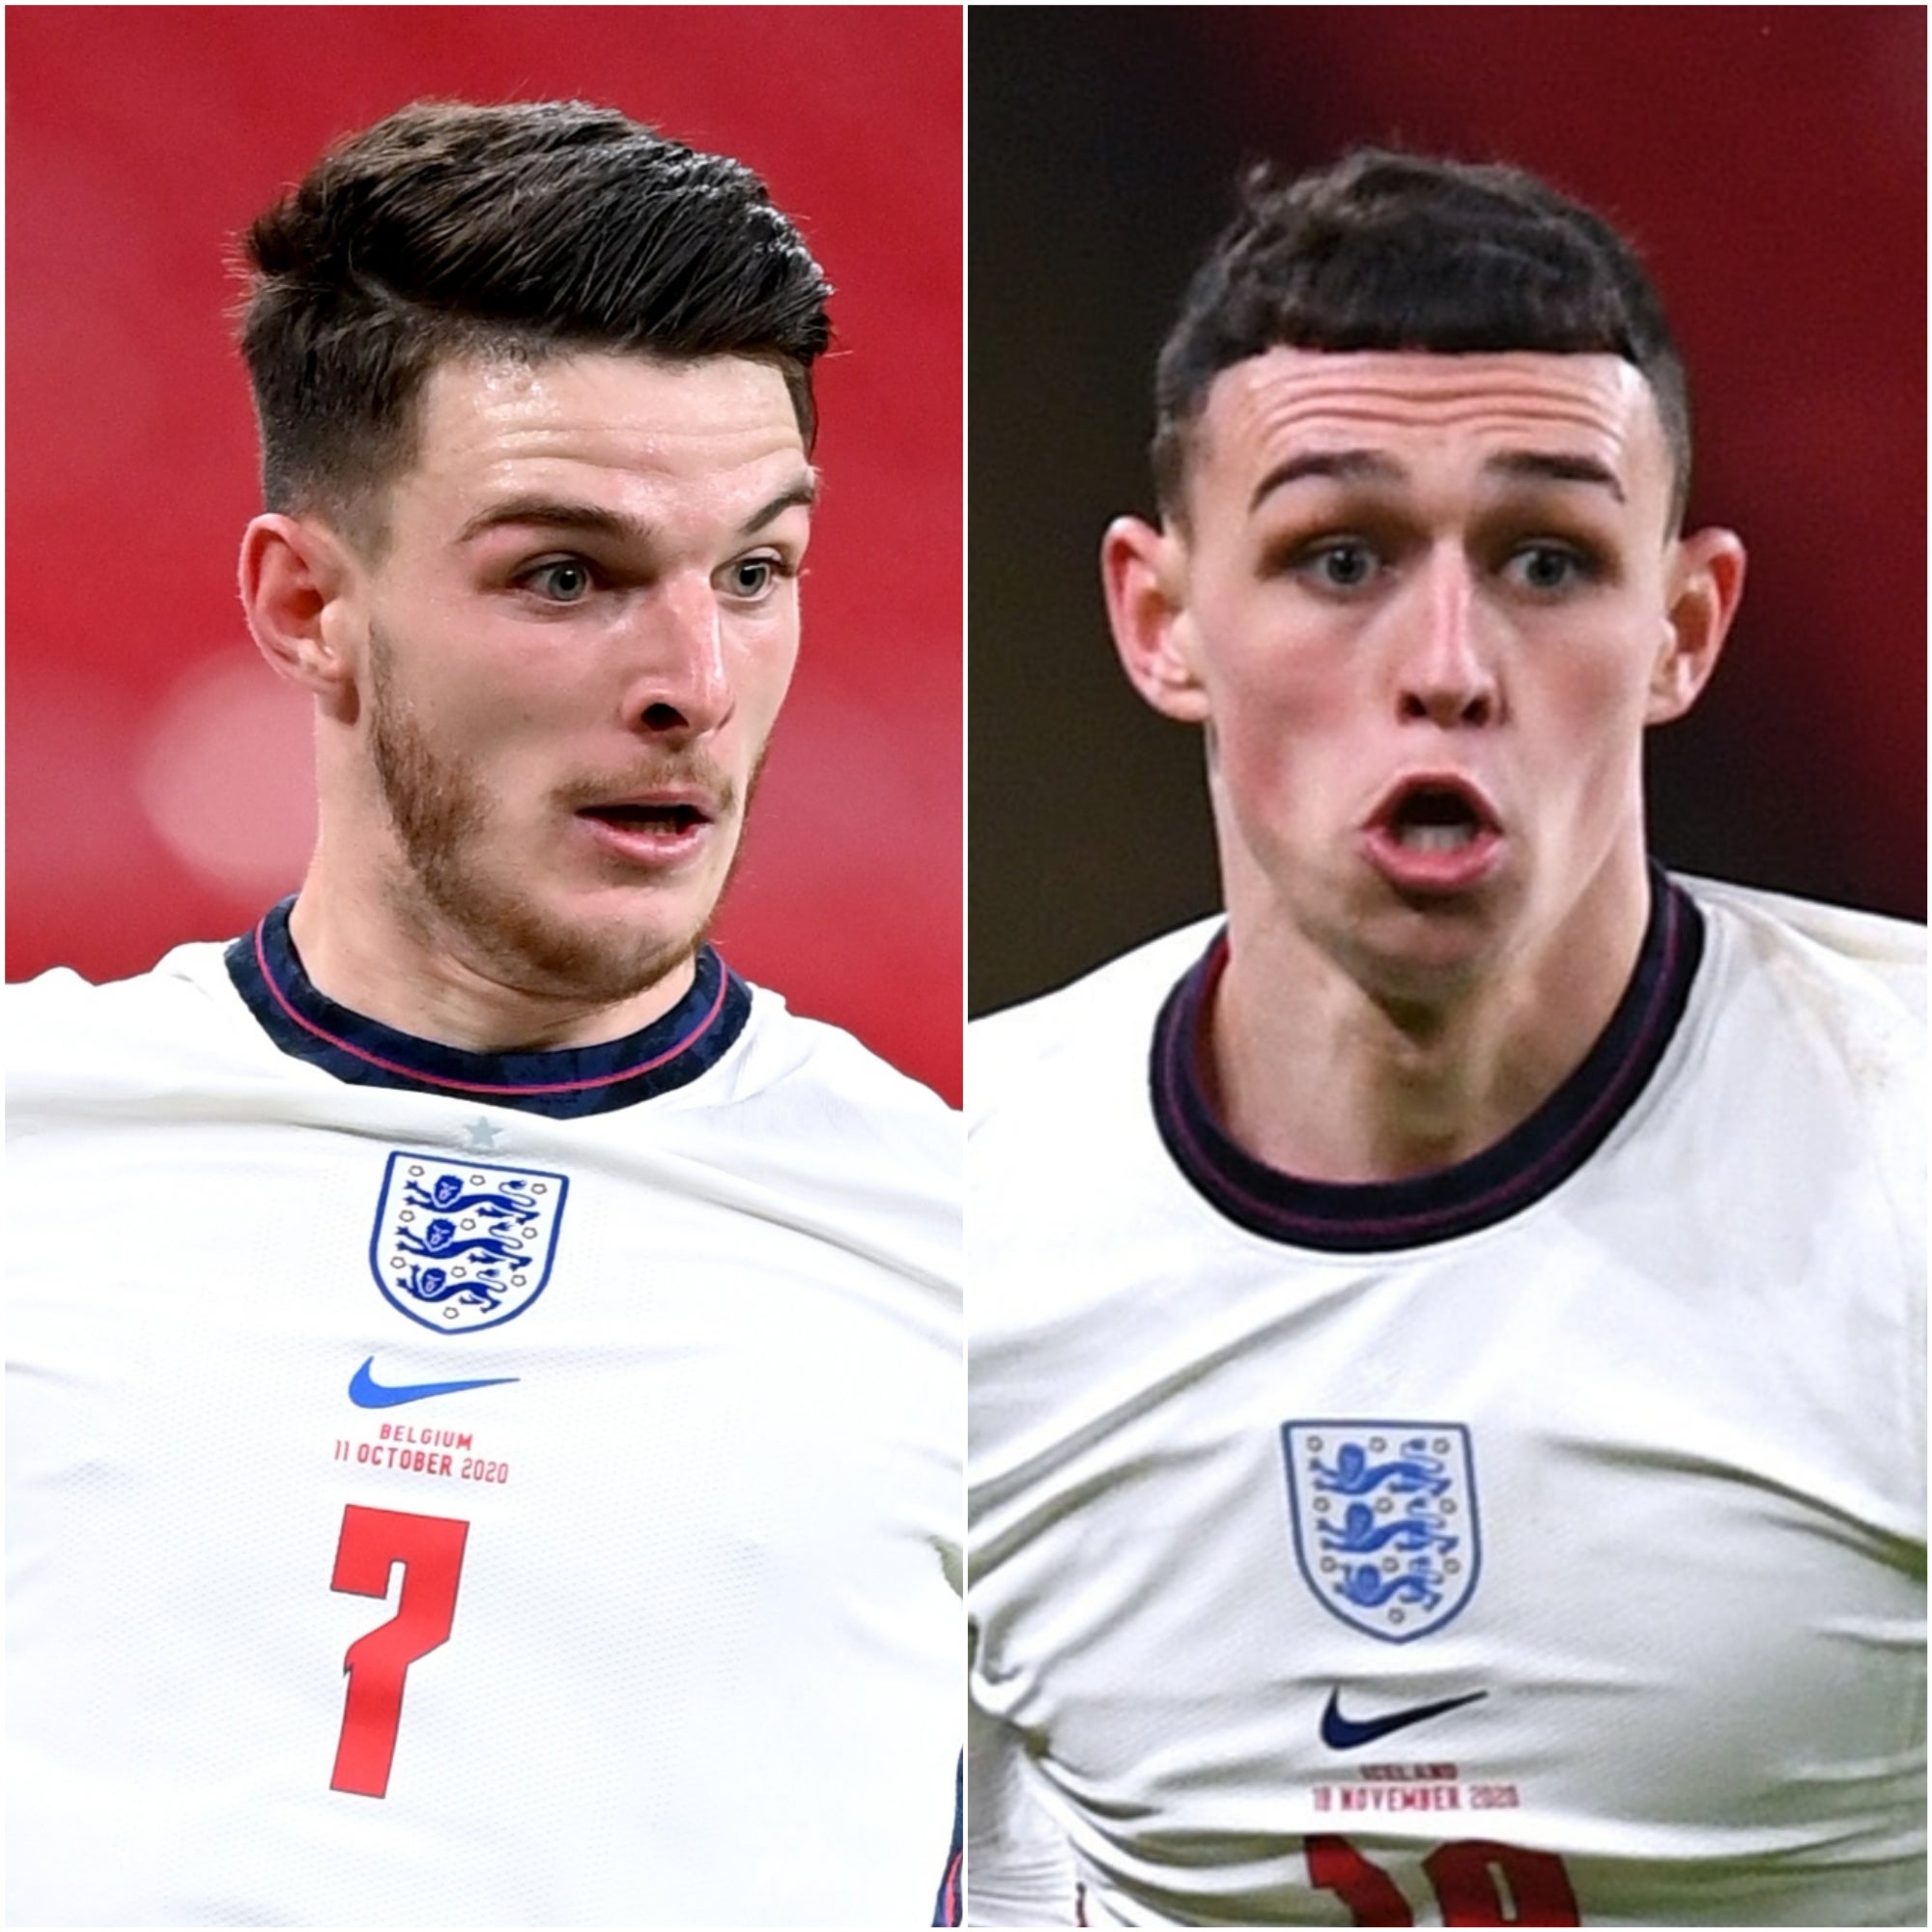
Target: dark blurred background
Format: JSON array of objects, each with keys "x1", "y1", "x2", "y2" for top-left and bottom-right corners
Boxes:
[
  {"x1": 968, "y1": 6, "x2": 1926, "y2": 1015},
  {"x1": 8, "y1": 6, "x2": 963, "y2": 1103}
]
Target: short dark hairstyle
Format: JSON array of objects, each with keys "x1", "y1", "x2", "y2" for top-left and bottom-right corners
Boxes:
[
  {"x1": 241, "y1": 99, "x2": 833, "y2": 551},
  {"x1": 1151, "y1": 149, "x2": 1691, "y2": 527}
]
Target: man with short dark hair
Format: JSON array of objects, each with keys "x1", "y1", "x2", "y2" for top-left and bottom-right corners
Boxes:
[
  {"x1": 967, "y1": 152, "x2": 1923, "y2": 1927},
  {"x1": 10, "y1": 100, "x2": 960, "y2": 1927}
]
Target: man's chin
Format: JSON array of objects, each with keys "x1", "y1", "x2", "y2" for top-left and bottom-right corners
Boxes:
[
  {"x1": 396, "y1": 872, "x2": 712, "y2": 1017},
  {"x1": 505, "y1": 912, "x2": 710, "y2": 1012},
  {"x1": 1328, "y1": 888, "x2": 1511, "y2": 1010}
]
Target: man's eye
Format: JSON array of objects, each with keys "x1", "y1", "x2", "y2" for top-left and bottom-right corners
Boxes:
[
  {"x1": 1506, "y1": 544, "x2": 1591, "y2": 593},
  {"x1": 724, "y1": 555, "x2": 782, "y2": 599},
  {"x1": 1299, "y1": 541, "x2": 1379, "y2": 591},
  {"x1": 522, "y1": 558, "x2": 595, "y2": 604}
]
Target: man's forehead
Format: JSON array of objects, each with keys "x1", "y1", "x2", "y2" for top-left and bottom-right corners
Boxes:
[
  {"x1": 1196, "y1": 346, "x2": 1663, "y2": 493},
  {"x1": 413, "y1": 350, "x2": 805, "y2": 477}
]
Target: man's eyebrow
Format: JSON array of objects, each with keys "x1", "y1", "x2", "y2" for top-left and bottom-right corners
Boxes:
[
  {"x1": 455, "y1": 473, "x2": 818, "y2": 547},
  {"x1": 1249, "y1": 450, "x2": 1404, "y2": 514},
  {"x1": 1483, "y1": 449, "x2": 1626, "y2": 502},
  {"x1": 736, "y1": 473, "x2": 818, "y2": 536},
  {"x1": 1247, "y1": 446, "x2": 1628, "y2": 515},
  {"x1": 456, "y1": 497, "x2": 648, "y2": 546}
]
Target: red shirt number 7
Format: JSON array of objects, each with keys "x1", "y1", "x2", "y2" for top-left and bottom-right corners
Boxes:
[{"x1": 328, "y1": 1504, "x2": 470, "y2": 1799}]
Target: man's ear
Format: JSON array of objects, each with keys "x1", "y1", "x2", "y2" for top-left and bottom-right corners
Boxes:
[
  {"x1": 1100, "y1": 515, "x2": 1210, "y2": 724},
  {"x1": 1648, "y1": 526, "x2": 1747, "y2": 724},
  {"x1": 239, "y1": 513, "x2": 363, "y2": 715}
]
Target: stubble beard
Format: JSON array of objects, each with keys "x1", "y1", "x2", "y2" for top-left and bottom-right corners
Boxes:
[{"x1": 366, "y1": 622, "x2": 752, "y2": 1013}]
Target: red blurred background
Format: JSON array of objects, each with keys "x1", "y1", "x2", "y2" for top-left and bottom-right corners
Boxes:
[{"x1": 8, "y1": 5, "x2": 963, "y2": 1103}]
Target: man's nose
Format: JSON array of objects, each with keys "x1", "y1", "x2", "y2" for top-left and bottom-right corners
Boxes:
[
  {"x1": 623, "y1": 572, "x2": 732, "y2": 738},
  {"x1": 1396, "y1": 552, "x2": 1499, "y2": 728}
]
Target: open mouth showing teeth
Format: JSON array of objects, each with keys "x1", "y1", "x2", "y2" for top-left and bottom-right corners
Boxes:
[
  {"x1": 582, "y1": 803, "x2": 706, "y2": 834},
  {"x1": 1388, "y1": 789, "x2": 1487, "y2": 852}
]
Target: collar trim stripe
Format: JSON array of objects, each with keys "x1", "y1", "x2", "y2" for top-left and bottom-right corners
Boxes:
[
  {"x1": 1150, "y1": 867, "x2": 1704, "y2": 1252},
  {"x1": 247, "y1": 917, "x2": 732, "y2": 1095},
  {"x1": 224, "y1": 897, "x2": 752, "y2": 1119}
]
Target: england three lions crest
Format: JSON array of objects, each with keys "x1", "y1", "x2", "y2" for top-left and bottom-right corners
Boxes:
[
  {"x1": 370, "y1": 1152, "x2": 568, "y2": 1334},
  {"x1": 1282, "y1": 1422, "x2": 1481, "y2": 1643}
]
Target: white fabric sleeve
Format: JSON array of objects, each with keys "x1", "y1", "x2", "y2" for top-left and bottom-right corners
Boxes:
[{"x1": 966, "y1": 1693, "x2": 1078, "y2": 1925}]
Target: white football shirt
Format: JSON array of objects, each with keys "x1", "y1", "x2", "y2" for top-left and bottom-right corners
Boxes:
[
  {"x1": 968, "y1": 873, "x2": 1924, "y2": 1927},
  {"x1": 10, "y1": 903, "x2": 962, "y2": 1927}
]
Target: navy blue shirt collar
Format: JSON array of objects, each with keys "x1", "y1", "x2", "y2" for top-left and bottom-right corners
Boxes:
[
  {"x1": 226, "y1": 897, "x2": 752, "y2": 1120},
  {"x1": 1150, "y1": 867, "x2": 1705, "y2": 1252}
]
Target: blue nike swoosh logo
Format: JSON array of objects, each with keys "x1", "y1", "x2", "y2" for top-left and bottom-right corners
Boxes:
[
  {"x1": 348, "y1": 1357, "x2": 520, "y2": 1408},
  {"x1": 1321, "y1": 1688, "x2": 1488, "y2": 1750}
]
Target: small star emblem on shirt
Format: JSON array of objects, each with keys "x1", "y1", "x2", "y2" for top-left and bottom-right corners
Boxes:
[{"x1": 462, "y1": 1117, "x2": 503, "y2": 1152}]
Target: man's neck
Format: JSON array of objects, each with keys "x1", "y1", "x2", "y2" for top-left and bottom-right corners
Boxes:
[
  {"x1": 1204, "y1": 862, "x2": 1651, "y2": 1185},
  {"x1": 285, "y1": 866, "x2": 696, "y2": 1055}
]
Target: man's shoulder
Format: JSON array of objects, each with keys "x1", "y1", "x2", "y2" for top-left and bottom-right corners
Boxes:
[
  {"x1": 967, "y1": 919, "x2": 1221, "y2": 1128},
  {"x1": 1681, "y1": 877, "x2": 1923, "y2": 1233},
  {"x1": 8, "y1": 941, "x2": 242, "y2": 1082},
  {"x1": 716, "y1": 985, "x2": 961, "y2": 1311},
  {"x1": 733, "y1": 980, "x2": 960, "y2": 1175},
  {"x1": 1684, "y1": 874, "x2": 1926, "y2": 1028}
]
